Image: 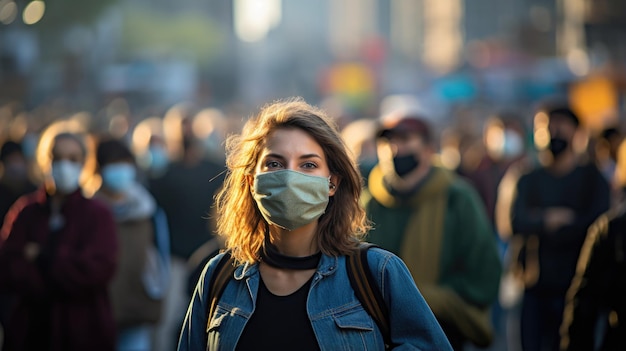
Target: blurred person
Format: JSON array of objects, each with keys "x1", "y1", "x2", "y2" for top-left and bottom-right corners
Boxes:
[
  {"x1": 464, "y1": 114, "x2": 528, "y2": 227},
  {"x1": 192, "y1": 108, "x2": 229, "y2": 164},
  {"x1": 0, "y1": 140, "x2": 38, "y2": 350},
  {"x1": 362, "y1": 112, "x2": 502, "y2": 350},
  {"x1": 340, "y1": 118, "x2": 379, "y2": 186},
  {"x1": 94, "y1": 138, "x2": 169, "y2": 351},
  {"x1": 143, "y1": 135, "x2": 170, "y2": 179},
  {"x1": 178, "y1": 98, "x2": 452, "y2": 350},
  {"x1": 594, "y1": 127, "x2": 623, "y2": 192},
  {"x1": 0, "y1": 132, "x2": 118, "y2": 351},
  {"x1": 20, "y1": 132, "x2": 39, "y2": 163},
  {"x1": 559, "y1": 138, "x2": 626, "y2": 351},
  {"x1": 132, "y1": 116, "x2": 171, "y2": 181},
  {"x1": 184, "y1": 231, "x2": 224, "y2": 297},
  {"x1": 0, "y1": 141, "x2": 38, "y2": 227},
  {"x1": 183, "y1": 108, "x2": 230, "y2": 296},
  {"x1": 462, "y1": 114, "x2": 530, "y2": 351},
  {"x1": 505, "y1": 106, "x2": 610, "y2": 351},
  {"x1": 150, "y1": 121, "x2": 225, "y2": 351},
  {"x1": 454, "y1": 131, "x2": 487, "y2": 182}
]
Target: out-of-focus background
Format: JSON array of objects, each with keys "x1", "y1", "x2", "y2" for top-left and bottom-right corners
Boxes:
[{"x1": 1, "y1": 0, "x2": 625, "y2": 127}]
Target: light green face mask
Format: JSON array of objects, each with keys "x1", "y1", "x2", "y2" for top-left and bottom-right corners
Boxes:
[{"x1": 253, "y1": 169, "x2": 331, "y2": 231}]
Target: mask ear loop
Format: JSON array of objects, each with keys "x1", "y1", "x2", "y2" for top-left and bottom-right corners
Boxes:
[{"x1": 328, "y1": 175, "x2": 336, "y2": 190}]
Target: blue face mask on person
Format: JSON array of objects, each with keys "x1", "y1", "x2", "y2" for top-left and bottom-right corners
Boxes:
[
  {"x1": 21, "y1": 133, "x2": 38, "y2": 160},
  {"x1": 101, "y1": 163, "x2": 136, "y2": 193},
  {"x1": 52, "y1": 160, "x2": 83, "y2": 194},
  {"x1": 148, "y1": 146, "x2": 169, "y2": 173}
]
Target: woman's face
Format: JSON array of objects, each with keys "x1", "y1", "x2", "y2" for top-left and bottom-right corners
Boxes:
[{"x1": 255, "y1": 128, "x2": 336, "y2": 187}]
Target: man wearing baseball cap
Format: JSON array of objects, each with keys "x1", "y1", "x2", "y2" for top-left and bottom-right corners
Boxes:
[{"x1": 362, "y1": 111, "x2": 502, "y2": 350}]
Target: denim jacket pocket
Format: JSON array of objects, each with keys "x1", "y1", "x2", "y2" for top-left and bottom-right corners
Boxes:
[
  {"x1": 333, "y1": 307, "x2": 375, "y2": 331},
  {"x1": 330, "y1": 307, "x2": 382, "y2": 350}
]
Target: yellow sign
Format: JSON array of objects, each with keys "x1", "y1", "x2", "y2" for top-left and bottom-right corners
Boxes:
[
  {"x1": 569, "y1": 75, "x2": 618, "y2": 131},
  {"x1": 326, "y1": 63, "x2": 375, "y2": 95}
]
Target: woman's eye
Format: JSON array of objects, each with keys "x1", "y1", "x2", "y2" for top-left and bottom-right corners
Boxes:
[
  {"x1": 265, "y1": 160, "x2": 282, "y2": 169},
  {"x1": 302, "y1": 162, "x2": 317, "y2": 169}
]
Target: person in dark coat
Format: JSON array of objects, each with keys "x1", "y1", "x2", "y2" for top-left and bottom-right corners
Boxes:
[
  {"x1": 560, "y1": 139, "x2": 626, "y2": 351},
  {"x1": 0, "y1": 140, "x2": 38, "y2": 226},
  {"x1": 0, "y1": 131, "x2": 118, "y2": 351},
  {"x1": 0, "y1": 140, "x2": 39, "y2": 340},
  {"x1": 506, "y1": 106, "x2": 610, "y2": 351}
]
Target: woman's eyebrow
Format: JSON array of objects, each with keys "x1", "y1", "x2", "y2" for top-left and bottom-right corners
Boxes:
[
  {"x1": 299, "y1": 153, "x2": 322, "y2": 160},
  {"x1": 263, "y1": 153, "x2": 286, "y2": 160},
  {"x1": 263, "y1": 153, "x2": 322, "y2": 161}
]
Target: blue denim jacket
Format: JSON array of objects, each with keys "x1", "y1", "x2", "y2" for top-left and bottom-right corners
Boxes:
[{"x1": 178, "y1": 247, "x2": 452, "y2": 350}]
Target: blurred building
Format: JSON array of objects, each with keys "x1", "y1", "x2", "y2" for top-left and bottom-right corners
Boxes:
[
  {"x1": 1, "y1": 0, "x2": 626, "y2": 113},
  {"x1": 583, "y1": 0, "x2": 626, "y2": 63}
]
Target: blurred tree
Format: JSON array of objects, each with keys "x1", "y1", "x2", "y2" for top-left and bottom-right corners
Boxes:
[
  {"x1": 120, "y1": 7, "x2": 224, "y2": 66},
  {"x1": 24, "y1": 0, "x2": 118, "y2": 30}
]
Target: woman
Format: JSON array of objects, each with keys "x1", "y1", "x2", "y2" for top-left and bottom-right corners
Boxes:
[
  {"x1": 178, "y1": 98, "x2": 451, "y2": 350},
  {"x1": 94, "y1": 138, "x2": 168, "y2": 351},
  {"x1": 0, "y1": 131, "x2": 118, "y2": 351}
]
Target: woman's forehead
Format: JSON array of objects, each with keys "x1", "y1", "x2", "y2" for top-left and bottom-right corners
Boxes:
[{"x1": 262, "y1": 128, "x2": 324, "y2": 154}]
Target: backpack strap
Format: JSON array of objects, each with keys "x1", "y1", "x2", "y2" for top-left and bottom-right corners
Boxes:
[
  {"x1": 206, "y1": 251, "x2": 236, "y2": 331},
  {"x1": 346, "y1": 242, "x2": 391, "y2": 347}
]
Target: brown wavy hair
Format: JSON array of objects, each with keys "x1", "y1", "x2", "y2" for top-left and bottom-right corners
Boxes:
[{"x1": 215, "y1": 97, "x2": 369, "y2": 264}]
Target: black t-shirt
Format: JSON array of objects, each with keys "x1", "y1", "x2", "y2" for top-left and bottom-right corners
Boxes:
[{"x1": 235, "y1": 276, "x2": 320, "y2": 351}]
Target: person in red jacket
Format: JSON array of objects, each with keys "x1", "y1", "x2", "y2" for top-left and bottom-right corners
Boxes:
[{"x1": 0, "y1": 131, "x2": 118, "y2": 351}]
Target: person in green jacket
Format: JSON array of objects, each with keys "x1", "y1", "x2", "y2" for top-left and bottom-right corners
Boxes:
[{"x1": 362, "y1": 111, "x2": 502, "y2": 350}]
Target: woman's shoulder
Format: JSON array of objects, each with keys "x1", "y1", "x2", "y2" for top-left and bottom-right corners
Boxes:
[
  {"x1": 360, "y1": 243, "x2": 403, "y2": 270},
  {"x1": 205, "y1": 250, "x2": 231, "y2": 269},
  {"x1": 357, "y1": 244, "x2": 416, "y2": 288},
  {"x1": 363, "y1": 244, "x2": 394, "y2": 258},
  {"x1": 198, "y1": 250, "x2": 236, "y2": 282}
]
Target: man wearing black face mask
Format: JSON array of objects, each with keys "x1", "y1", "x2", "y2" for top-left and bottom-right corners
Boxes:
[
  {"x1": 503, "y1": 106, "x2": 610, "y2": 351},
  {"x1": 362, "y1": 111, "x2": 502, "y2": 350}
]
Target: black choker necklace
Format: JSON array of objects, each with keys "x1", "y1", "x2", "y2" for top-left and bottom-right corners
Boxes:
[{"x1": 260, "y1": 240, "x2": 321, "y2": 270}]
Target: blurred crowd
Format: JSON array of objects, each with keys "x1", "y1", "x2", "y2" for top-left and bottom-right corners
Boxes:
[
  {"x1": 0, "y1": 100, "x2": 232, "y2": 351},
  {"x1": 0, "y1": 94, "x2": 624, "y2": 351}
]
